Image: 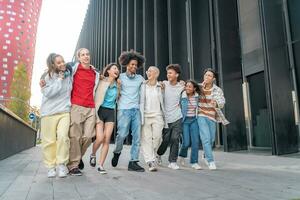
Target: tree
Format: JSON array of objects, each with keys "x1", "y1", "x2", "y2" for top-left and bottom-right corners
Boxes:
[{"x1": 7, "y1": 62, "x2": 31, "y2": 121}]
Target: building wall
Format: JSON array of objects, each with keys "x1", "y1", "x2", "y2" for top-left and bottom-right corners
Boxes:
[
  {"x1": 0, "y1": 0, "x2": 42, "y2": 99},
  {"x1": 76, "y1": 0, "x2": 299, "y2": 155}
]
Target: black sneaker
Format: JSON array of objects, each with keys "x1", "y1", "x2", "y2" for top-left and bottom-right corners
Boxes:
[
  {"x1": 128, "y1": 161, "x2": 145, "y2": 172},
  {"x1": 69, "y1": 168, "x2": 82, "y2": 176},
  {"x1": 79, "y1": 159, "x2": 84, "y2": 170},
  {"x1": 111, "y1": 152, "x2": 121, "y2": 167},
  {"x1": 90, "y1": 155, "x2": 96, "y2": 167},
  {"x1": 97, "y1": 166, "x2": 107, "y2": 174}
]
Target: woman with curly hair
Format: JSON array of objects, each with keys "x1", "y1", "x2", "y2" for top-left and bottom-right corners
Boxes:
[
  {"x1": 178, "y1": 80, "x2": 201, "y2": 170},
  {"x1": 111, "y1": 50, "x2": 146, "y2": 172}
]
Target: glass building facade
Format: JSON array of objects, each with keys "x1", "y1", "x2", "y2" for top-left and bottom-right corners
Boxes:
[{"x1": 76, "y1": 0, "x2": 300, "y2": 155}]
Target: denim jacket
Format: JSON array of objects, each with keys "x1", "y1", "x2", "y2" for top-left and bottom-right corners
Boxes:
[{"x1": 180, "y1": 91, "x2": 199, "y2": 122}]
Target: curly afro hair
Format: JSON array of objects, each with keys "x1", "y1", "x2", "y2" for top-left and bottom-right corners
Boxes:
[{"x1": 118, "y1": 49, "x2": 145, "y2": 68}]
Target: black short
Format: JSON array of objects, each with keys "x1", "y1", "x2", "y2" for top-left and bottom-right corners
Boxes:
[{"x1": 97, "y1": 106, "x2": 115, "y2": 123}]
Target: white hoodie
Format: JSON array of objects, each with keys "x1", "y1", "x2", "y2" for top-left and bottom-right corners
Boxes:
[{"x1": 40, "y1": 72, "x2": 72, "y2": 117}]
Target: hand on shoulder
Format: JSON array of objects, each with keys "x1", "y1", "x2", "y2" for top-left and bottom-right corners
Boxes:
[
  {"x1": 117, "y1": 79, "x2": 121, "y2": 87},
  {"x1": 179, "y1": 80, "x2": 185, "y2": 86},
  {"x1": 39, "y1": 79, "x2": 46, "y2": 88},
  {"x1": 159, "y1": 81, "x2": 165, "y2": 90}
]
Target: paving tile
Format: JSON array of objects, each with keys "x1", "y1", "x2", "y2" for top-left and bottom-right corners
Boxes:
[{"x1": 0, "y1": 145, "x2": 300, "y2": 200}]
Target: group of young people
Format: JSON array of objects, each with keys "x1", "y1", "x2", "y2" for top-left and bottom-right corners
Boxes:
[{"x1": 39, "y1": 48, "x2": 228, "y2": 178}]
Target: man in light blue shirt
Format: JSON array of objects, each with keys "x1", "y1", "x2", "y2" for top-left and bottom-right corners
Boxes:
[
  {"x1": 111, "y1": 50, "x2": 145, "y2": 172},
  {"x1": 118, "y1": 73, "x2": 144, "y2": 109}
]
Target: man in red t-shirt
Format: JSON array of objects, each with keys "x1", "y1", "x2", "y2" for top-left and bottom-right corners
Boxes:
[{"x1": 68, "y1": 48, "x2": 99, "y2": 176}]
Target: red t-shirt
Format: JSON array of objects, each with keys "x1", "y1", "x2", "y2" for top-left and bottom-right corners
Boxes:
[{"x1": 71, "y1": 64, "x2": 96, "y2": 108}]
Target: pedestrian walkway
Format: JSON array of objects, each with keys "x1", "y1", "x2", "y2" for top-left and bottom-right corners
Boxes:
[{"x1": 0, "y1": 145, "x2": 300, "y2": 200}]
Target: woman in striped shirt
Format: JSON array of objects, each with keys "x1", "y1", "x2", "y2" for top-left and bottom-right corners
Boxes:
[
  {"x1": 178, "y1": 80, "x2": 201, "y2": 170},
  {"x1": 198, "y1": 68, "x2": 228, "y2": 170}
]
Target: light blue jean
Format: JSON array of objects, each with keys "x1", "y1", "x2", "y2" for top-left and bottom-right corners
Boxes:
[
  {"x1": 197, "y1": 116, "x2": 216, "y2": 163},
  {"x1": 179, "y1": 117, "x2": 199, "y2": 164},
  {"x1": 114, "y1": 108, "x2": 141, "y2": 161}
]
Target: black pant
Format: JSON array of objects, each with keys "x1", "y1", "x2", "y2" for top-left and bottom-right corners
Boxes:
[{"x1": 157, "y1": 118, "x2": 183, "y2": 162}]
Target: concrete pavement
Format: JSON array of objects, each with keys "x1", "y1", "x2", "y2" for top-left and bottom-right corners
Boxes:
[{"x1": 0, "y1": 145, "x2": 300, "y2": 200}]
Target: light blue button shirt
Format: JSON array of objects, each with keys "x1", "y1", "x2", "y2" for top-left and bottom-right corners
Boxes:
[
  {"x1": 118, "y1": 73, "x2": 144, "y2": 110},
  {"x1": 101, "y1": 82, "x2": 118, "y2": 109}
]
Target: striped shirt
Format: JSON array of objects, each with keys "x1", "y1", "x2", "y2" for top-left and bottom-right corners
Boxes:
[
  {"x1": 198, "y1": 87, "x2": 217, "y2": 122},
  {"x1": 186, "y1": 96, "x2": 198, "y2": 117}
]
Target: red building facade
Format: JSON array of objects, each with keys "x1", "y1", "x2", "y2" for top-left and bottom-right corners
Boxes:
[{"x1": 0, "y1": 0, "x2": 42, "y2": 99}]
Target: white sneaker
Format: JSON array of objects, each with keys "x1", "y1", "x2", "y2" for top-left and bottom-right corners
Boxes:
[
  {"x1": 97, "y1": 165, "x2": 107, "y2": 174},
  {"x1": 148, "y1": 161, "x2": 157, "y2": 172},
  {"x1": 201, "y1": 153, "x2": 205, "y2": 160},
  {"x1": 203, "y1": 158, "x2": 209, "y2": 167},
  {"x1": 156, "y1": 155, "x2": 162, "y2": 166},
  {"x1": 191, "y1": 163, "x2": 202, "y2": 170},
  {"x1": 57, "y1": 164, "x2": 68, "y2": 178},
  {"x1": 208, "y1": 162, "x2": 217, "y2": 170},
  {"x1": 168, "y1": 162, "x2": 180, "y2": 170},
  {"x1": 178, "y1": 156, "x2": 186, "y2": 166},
  {"x1": 47, "y1": 168, "x2": 56, "y2": 178}
]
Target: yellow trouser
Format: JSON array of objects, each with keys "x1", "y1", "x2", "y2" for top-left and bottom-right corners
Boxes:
[{"x1": 41, "y1": 113, "x2": 70, "y2": 168}]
